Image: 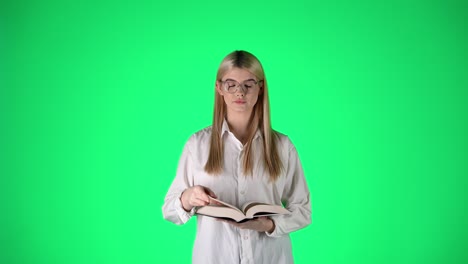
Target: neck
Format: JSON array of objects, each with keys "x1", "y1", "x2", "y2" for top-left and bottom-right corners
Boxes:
[{"x1": 226, "y1": 111, "x2": 252, "y2": 144}]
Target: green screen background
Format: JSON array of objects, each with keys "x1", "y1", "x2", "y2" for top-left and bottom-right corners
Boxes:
[{"x1": 3, "y1": 0, "x2": 467, "y2": 263}]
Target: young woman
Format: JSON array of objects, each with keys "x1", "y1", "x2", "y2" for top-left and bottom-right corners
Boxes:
[{"x1": 162, "y1": 50, "x2": 311, "y2": 263}]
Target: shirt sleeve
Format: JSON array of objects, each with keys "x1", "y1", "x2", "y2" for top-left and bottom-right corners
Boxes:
[
  {"x1": 266, "y1": 142, "x2": 312, "y2": 237},
  {"x1": 162, "y1": 138, "x2": 196, "y2": 225}
]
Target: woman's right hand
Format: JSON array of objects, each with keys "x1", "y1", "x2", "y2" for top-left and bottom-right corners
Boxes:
[{"x1": 180, "y1": 185, "x2": 217, "y2": 212}]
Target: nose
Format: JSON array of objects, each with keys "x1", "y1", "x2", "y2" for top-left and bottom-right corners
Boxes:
[
  {"x1": 235, "y1": 89, "x2": 245, "y2": 97},
  {"x1": 235, "y1": 85, "x2": 246, "y2": 96}
]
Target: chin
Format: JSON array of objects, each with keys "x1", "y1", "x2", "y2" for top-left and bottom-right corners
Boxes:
[{"x1": 229, "y1": 106, "x2": 250, "y2": 112}]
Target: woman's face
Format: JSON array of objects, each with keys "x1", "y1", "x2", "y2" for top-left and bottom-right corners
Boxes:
[{"x1": 216, "y1": 67, "x2": 263, "y2": 117}]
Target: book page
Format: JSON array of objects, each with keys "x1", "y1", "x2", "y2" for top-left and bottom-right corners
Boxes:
[
  {"x1": 208, "y1": 196, "x2": 243, "y2": 214},
  {"x1": 244, "y1": 204, "x2": 290, "y2": 219},
  {"x1": 195, "y1": 198, "x2": 290, "y2": 222},
  {"x1": 242, "y1": 202, "x2": 268, "y2": 213},
  {"x1": 196, "y1": 206, "x2": 246, "y2": 222}
]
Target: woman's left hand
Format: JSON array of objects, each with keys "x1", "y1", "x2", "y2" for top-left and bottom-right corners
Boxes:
[{"x1": 218, "y1": 217, "x2": 275, "y2": 233}]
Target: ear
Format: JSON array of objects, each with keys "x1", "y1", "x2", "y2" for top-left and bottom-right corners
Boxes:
[
  {"x1": 259, "y1": 80, "x2": 264, "y2": 95},
  {"x1": 215, "y1": 81, "x2": 224, "y2": 96}
]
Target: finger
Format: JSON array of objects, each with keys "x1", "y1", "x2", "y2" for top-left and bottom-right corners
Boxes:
[
  {"x1": 198, "y1": 193, "x2": 211, "y2": 204},
  {"x1": 191, "y1": 197, "x2": 209, "y2": 207},
  {"x1": 204, "y1": 187, "x2": 217, "y2": 199},
  {"x1": 198, "y1": 197, "x2": 211, "y2": 206},
  {"x1": 208, "y1": 197, "x2": 222, "y2": 206},
  {"x1": 194, "y1": 188, "x2": 211, "y2": 203},
  {"x1": 191, "y1": 192, "x2": 209, "y2": 204}
]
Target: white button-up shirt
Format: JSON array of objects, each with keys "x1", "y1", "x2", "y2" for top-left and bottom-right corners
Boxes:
[{"x1": 162, "y1": 121, "x2": 311, "y2": 264}]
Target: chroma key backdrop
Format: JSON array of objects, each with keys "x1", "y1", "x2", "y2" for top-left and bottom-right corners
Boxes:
[{"x1": 2, "y1": 0, "x2": 467, "y2": 263}]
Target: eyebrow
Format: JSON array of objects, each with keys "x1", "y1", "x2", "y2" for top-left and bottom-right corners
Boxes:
[{"x1": 224, "y1": 78, "x2": 256, "y2": 82}]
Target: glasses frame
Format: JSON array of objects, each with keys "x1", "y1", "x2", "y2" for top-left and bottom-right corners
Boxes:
[{"x1": 219, "y1": 79, "x2": 264, "y2": 94}]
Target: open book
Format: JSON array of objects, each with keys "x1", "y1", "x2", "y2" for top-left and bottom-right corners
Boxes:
[{"x1": 195, "y1": 197, "x2": 290, "y2": 222}]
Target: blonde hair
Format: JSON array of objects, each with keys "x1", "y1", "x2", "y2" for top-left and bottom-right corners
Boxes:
[{"x1": 204, "y1": 50, "x2": 282, "y2": 181}]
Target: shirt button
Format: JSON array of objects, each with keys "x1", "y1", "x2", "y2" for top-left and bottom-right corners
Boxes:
[
  {"x1": 240, "y1": 191, "x2": 245, "y2": 195},
  {"x1": 244, "y1": 236, "x2": 248, "y2": 240}
]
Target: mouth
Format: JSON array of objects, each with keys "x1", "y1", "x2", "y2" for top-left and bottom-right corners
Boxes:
[{"x1": 234, "y1": 100, "x2": 246, "y2": 104}]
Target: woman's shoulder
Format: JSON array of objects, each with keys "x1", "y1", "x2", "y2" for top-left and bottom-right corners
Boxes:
[
  {"x1": 185, "y1": 125, "x2": 213, "y2": 148},
  {"x1": 273, "y1": 130, "x2": 295, "y2": 151}
]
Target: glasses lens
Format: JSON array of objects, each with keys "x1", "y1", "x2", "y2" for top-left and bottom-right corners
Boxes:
[
  {"x1": 223, "y1": 80, "x2": 258, "y2": 93},
  {"x1": 243, "y1": 80, "x2": 257, "y2": 89},
  {"x1": 224, "y1": 81, "x2": 239, "y2": 93}
]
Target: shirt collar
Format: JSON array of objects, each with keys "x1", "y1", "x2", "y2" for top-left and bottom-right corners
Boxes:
[{"x1": 221, "y1": 118, "x2": 230, "y2": 137}]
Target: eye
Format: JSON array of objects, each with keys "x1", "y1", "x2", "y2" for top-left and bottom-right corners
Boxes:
[
  {"x1": 244, "y1": 81, "x2": 256, "y2": 88},
  {"x1": 226, "y1": 81, "x2": 237, "y2": 88}
]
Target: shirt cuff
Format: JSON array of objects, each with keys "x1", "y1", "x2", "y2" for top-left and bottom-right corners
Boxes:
[
  {"x1": 175, "y1": 192, "x2": 196, "y2": 223},
  {"x1": 265, "y1": 217, "x2": 283, "y2": 237}
]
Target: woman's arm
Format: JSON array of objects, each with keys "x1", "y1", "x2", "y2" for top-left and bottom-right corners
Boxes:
[
  {"x1": 162, "y1": 140, "x2": 196, "y2": 224},
  {"x1": 162, "y1": 137, "x2": 218, "y2": 224},
  {"x1": 266, "y1": 143, "x2": 312, "y2": 237}
]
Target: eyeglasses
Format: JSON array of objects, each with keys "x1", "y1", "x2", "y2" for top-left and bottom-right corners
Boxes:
[{"x1": 219, "y1": 79, "x2": 263, "y2": 94}]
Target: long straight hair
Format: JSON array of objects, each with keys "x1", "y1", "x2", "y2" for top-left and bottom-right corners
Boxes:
[{"x1": 204, "y1": 50, "x2": 282, "y2": 181}]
